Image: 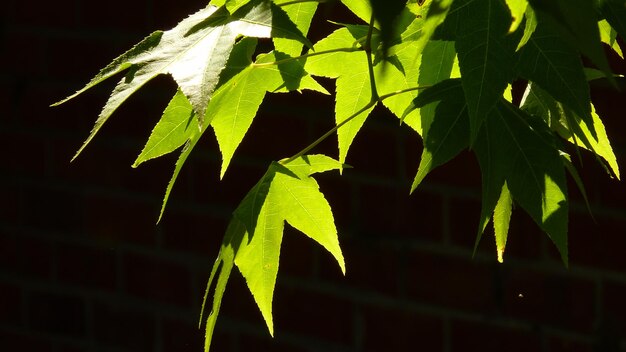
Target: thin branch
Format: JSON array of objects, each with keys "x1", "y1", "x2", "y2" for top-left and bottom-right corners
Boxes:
[
  {"x1": 277, "y1": 0, "x2": 330, "y2": 7},
  {"x1": 252, "y1": 47, "x2": 362, "y2": 67},
  {"x1": 281, "y1": 84, "x2": 429, "y2": 164},
  {"x1": 365, "y1": 13, "x2": 379, "y2": 101},
  {"x1": 280, "y1": 102, "x2": 376, "y2": 165}
]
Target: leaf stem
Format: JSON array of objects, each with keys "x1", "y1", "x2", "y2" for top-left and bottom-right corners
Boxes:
[
  {"x1": 379, "y1": 85, "x2": 430, "y2": 101},
  {"x1": 252, "y1": 47, "x2": 362, "y2": 67},
  {"x1": 280, "y1": 102, "x2": 376, "y2": 165},
  {"x1": 365, "y1": 14, "x2": 379, "y2": 101},
  {"x1": 281, "y1": 84, "x2": 429, "y2": 164},
  {"x1": 277, "y1": 0, "x2": 330, "y2": 7}
]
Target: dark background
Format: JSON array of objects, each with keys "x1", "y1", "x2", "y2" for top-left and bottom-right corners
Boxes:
[{"x1": 2, "y1": 1, "x2": 626, "y2": 351}]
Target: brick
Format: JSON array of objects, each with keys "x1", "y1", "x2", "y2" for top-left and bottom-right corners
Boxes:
[
  {"x1": 57, "y1": 243, "x2": 117, "y2": 290},
  {"x1": 0, "y1": 330, "x2": 52, "y2": 352},
  {"x1": 448, "y1": 197, "x2": 485, "y2": 250},
  {"x1": 0, "y1": 186, "x2": 21, "y2": 223},
  {"x1": 272, "y1": 286, "x2": 353, "y2": 346},
  {"x1": 12, "y1": 1, "x2": 79, "y2": 28},
  {"x1": 406, "y1": 252, "x2": 496, "y2": 313},
  {"x1": 603, "y1": 282, "x2": 626, "y2": 335},
  {"x1": 0, "y1": 282, "x2": 22, "y2": 326},
  {"x1": 92, "y1": 301, "x2": 155, "y2": 351},
  {"x1": 450, "y1": 320, "x2": 542, "y2": 352},
  {"x1": 161, "y1": 210, "x2": 227, "y2": 256},
  {"x1": 548, "y1": 336, "x2": 593, "y2": 352},
  {"x1": 3, "y1": 31, "x2": 48, "y2": 78},
  {"x1": 83, "y1": 194, "x2": 158, "y2": 245},
  {"x1": 361, "y1": 307, "x2": 443, "y2": 352},
  {"x1": 123, "y1": 253, "x2": 192, "y2": 307},
  {"x1": 18, "y1": 236, "x2": 55, "y2": 279},
  {"x1": 54, "y1": 345, "x2": 89, "y2": 352},
  {"x1": 234, "y1": 107, "x2": 311, "y2": 162},
  {"x1": 501, "y1": 268, "x2": 596, "y2": 332},
  {"x1": 318, "y1": 240, "x2": 401, "y2": 295},
  {"x1": 313, "y1": 175, "x2": 354, "y2": 230},
  {"x1": 25, "y1": 187, "x2": 83, "y2": 234},
  {"x1": 359, "y1": 184, "x2": 444, "y2": 241},
  {"x1": 0, "y1": 232, "x2": 55, "y2": 279},
  {"x1": 161, "y1": 318, "x2": 205, "y2": 352},
  {"x1": 28, "y1": 291, "x2": 86, "y2": 337},
  {"x1": 418, "y1": 150, "x2": 482, "y2": 189},
  {"x1": 54, "y1": 345, "x2": 88, "y2": 352},
  {"x1": 151, "y1": 0, "x2": 219, "y2": 29},
  {"x1": 0, "y1": 129, "x2": 48, "y2": 176},
  {"x1": 343, "y1": 118, "x2": 403, "y2": 179},
  {"x1": 277, "y1": 226, "x2": 316, "y2": 278},
  {"x1": 0, "y1": 232, "x2": 20, "y2": 274},
  {"x1": 235, "y1": 333, "x2": 306, "y2": 352},
  {"x1": 564, "y1": 213, "x2": 626, "y2": 271},
  {"x1": 78, "y1": 0, "x2": 152, "y2": 32}
]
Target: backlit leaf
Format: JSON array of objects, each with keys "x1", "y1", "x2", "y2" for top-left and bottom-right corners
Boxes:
[
  {"x1": 133, "y1": 89, "x2": 196, "y2": 167},
  {"x1": 54, "y1": 0, "x2": 309, "y2": 159}
]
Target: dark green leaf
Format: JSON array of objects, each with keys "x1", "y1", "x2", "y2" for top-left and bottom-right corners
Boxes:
[{"x1": 474, "y1": 102, "x2": 568, "y2": 265}]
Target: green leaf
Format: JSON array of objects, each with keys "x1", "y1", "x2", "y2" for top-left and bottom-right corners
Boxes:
[
  {"x1": 408, "y1": 80, "x2": 469, "y2": 192},
  {"x1": 417, "y1": 0, "x2": 455, "y2": 52},
  {"x1": 520, "y1": 84, "x2": 620, "y2": 179},
  {"x1": 200, "y1": 155, "x2": 345, "y2": 337},
  {"x1": 453, "y1": 0, "x2": 519, "y2": 142},
  {"x1": 599, "y1": 19, "x2": 624, "y2": 58},
  {"x1": 516, "y1": 17, "x2": 595, "y2": 136},
  {"x1": 528, "y1": 0, "x2": 613, "y2": 81},
  {"x1": 133, "y1": 89, "x2": 196, "y2": 167},
  {"x1": 212, "y1": 48, "x2": 326, "y2": 178},
  {"x1": 493, "y1": 182, "x2": 513, "y2": 263},
  {"x1": 560, "y1": 151, "x2": 593, "y2": 216},
  {"x1": 201, "y1": 219, "x2": 241, "y2": 352},
  {"x1": 305, "y1": 27, "x2": 376, "y2": 165},
  {"x1": 596, "y1": 0, "x2": 626, "y2": 52},
  {"x1": 505, "y1": 0, "x2": 528, "y2": 33},
  {"x1": 368, "y1": 0, "x2": 409, "y2": 56},
  {"x1": 273, "y1": 0, "x2": 319, "y2": 56},
  {"x1": 340, "y1": 0, "x2": 373, "y2": 23},
  {"x1": 54, "y1": 0, "x2": 309, "y2": 159},
  {"x1": 516, "y1": 5, "x2": 537, "y2": 50},
  {"x1": 401, "y1": 40, "x2": 457, "y2": 134},
  {"x1": 474, "y1": 102, "x2": 568, "y2": 265}
]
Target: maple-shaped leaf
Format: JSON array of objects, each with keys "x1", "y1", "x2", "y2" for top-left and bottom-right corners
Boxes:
[
  {"x1": 53, "y1": 0, "x2": 310, "y2": 159},
  {"x1": 273, "y1": 0, "x2": 319, "y2": 57},
  {"x1": 139, "y1": 37, "x2": 326, "y2": 219},
  {"x1": 474, "y1": 101, "x2": 568, "y2": 265},
  {"x1": 200, "y1": 155, "x2": 345, "y2": 351},
  {"x1": 521, "y1": 83, "x2": 620, "y2": 179},
  {"x1": 528, "y1": 0, "x2": 613, "y2": 81},
  {"x1": 596, "y1": 0, "x2": 626, "y2": 44},
  {"x1": 405, "y1": 79, "x2": 469, "y2": 192},
  {"x1": 453, "y1": 0, "x2": 521, "y2": 143},
  {"x1": 516, "y1": 18, "x2": 596, "y2": 138},
  {"x1": 305, "y1": 25, "x2": 428, "y2": 165}
]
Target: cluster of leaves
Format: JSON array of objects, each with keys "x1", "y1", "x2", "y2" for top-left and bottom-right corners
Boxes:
[{"x1": 54, "y1": 0, "x2": 624, "y2": 349}]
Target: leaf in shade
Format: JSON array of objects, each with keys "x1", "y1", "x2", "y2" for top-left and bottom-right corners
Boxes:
[
  {"x1": 453, "y1": 0, "x2": 520, "y2": 142},
  {"x1": 516, "y1": 18, "x2": 596, "y2": 138},
  {"x1": 474, "y1": 102, "x2": 568, "y2": 265},
  {"x1": 528, "y1": 0, "x2": 613, "y2": 80}
]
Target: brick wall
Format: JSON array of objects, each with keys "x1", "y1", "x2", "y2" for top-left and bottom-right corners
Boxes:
[{"x1": 2, "y1": 1, "x2": 626, "y2": 351}]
